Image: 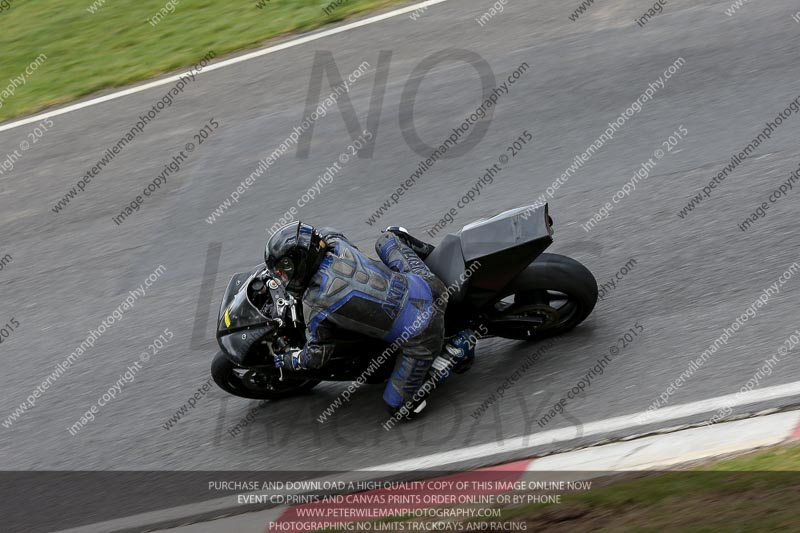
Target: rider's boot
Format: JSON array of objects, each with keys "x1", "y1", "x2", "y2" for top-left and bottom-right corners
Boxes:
[
  {"x1": 383, "y1": 226, "x2": 436, "y2": 260},
  {"x1": 429, "y1": 329, "x2": 477, "y2": 383}
]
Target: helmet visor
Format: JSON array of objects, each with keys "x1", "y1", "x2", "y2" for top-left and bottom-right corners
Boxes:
[{"x1": 274, "y1": 256, "x2": 295, "y2": 284}]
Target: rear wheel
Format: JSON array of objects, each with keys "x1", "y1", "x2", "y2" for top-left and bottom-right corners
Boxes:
[
  {"x1": 211, "y1": 352, "x2": 320, "y2": 400},
  {"x1": 485, "y1": 253, "x2": 598, "y2": 341}
]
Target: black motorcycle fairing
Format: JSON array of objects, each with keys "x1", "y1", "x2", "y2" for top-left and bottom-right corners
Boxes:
[
  {"x1": 459, "y1": 203, "x2": 553, "y2": 262},
  {"x1": 218, "y1": 273, "x2": 272, "y2": 331},
  {"x1": 219, "y1": 326, "x2": 275, "y2": 367},
  {"x1": 217, "y1": 269, "x2": 282, "y2": 366},
  {"x1": 424, "y1": 234, "x2": 468, "y2": 304},
  {"x1": 425, "y1": 203, "x2": 554, "y2": 311},
  {"x1": 218, "y1": 271, "x2": 253, "y2": 324}
]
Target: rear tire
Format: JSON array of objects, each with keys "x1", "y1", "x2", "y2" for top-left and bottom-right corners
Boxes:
[
  {"x1": 486, "y1": 253, "x2": 598, "y2": 341},
  {"x1": 211, "y1": 352, "x2": 320, "y2": 400}
]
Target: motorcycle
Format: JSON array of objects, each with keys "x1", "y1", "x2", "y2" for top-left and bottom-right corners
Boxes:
[{"x1": 211, "y1": 203, "x2": 598, "y2": 400}]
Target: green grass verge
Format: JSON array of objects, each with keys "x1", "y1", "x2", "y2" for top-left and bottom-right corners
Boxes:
[
  {"x1": 0, "y1": 0, "x2": 409, "y2": 122},
  {"x1": 316, "y1": 445, "x2": 800, "y2": 532},
  {"x1": 489, "y1": 445, "x2": 800, "y2": 532}
]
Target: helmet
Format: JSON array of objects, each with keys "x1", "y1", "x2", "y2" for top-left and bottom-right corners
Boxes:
[{"x1": 265, "y1": 222, "x2": 326, "y2": 294}]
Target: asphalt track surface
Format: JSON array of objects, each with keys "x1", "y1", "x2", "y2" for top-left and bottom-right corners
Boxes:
[{"x1": 2, "y1": 0, "x2": 800, "y2": 526}]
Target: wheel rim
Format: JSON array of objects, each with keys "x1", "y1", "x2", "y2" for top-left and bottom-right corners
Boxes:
[{"x1": 491, "y1": 289, "x2": 581, "y2": 337}]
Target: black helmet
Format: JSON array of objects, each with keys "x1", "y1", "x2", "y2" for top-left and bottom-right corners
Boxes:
[{"x1": 265, "y1": 222, "x2": 326, "y2": 294}]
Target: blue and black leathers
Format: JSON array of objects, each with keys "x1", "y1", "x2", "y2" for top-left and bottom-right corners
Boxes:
[{"x1": 294, "y1": 228, "x2": 447, "y2": 410}]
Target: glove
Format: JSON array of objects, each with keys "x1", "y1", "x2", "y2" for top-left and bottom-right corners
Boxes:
[{"x1": 274, "y1": 349, "x2": 302, "y2": 370}]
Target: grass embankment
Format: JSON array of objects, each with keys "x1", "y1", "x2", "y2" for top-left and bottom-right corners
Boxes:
[
  {"x1": 0, "y1": 0, "x2": 408, "y2": 122},
  {"x1": 497, "y1": 445, "x2": 800, "y2": 531},
  {"x1": 336, "y1": 445, "x2": 800, "y2": 532}
]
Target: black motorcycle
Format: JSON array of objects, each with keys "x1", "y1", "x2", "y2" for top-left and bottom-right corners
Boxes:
[{"x1": 211, "y1": 204, "x2": 597, "y2": 400}]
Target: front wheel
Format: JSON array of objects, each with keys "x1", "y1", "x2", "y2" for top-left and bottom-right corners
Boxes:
[
  {"x1": 485, "y1": 253, "x2": 598, "y2": 341},
  {"x1": 211, "y1": 352, "x2": 320, "y2": 400}
]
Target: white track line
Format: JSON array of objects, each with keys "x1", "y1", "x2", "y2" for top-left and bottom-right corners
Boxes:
[
  {"x1": 364, "y1": 380, "x2": 800, "y2": 471},
  {"x1": 529, "y1": 411, "x2": 800, "y2": 471},
  {"x1": 54, "y1": 382, "x2": 800, "y2": 533},
  {"x1": 0, "y1": 0, "x2": 450, "y2": 134}
]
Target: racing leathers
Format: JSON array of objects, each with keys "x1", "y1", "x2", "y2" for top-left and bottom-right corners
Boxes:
[{"x1": 288, "y1": 228, "x2": 447, "y2": 413}]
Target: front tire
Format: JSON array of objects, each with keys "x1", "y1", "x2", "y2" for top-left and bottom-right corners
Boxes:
[
  {"x1": 211, "y1": 352, "x2": 320, "y2": 400},
  {"x1": 486, "y1": 253, "x2": 598, "y2": 341}
]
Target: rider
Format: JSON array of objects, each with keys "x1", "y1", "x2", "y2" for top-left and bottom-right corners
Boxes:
[{"x1": 265, "y1": 221, "x2": 474, "y2": 418}]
